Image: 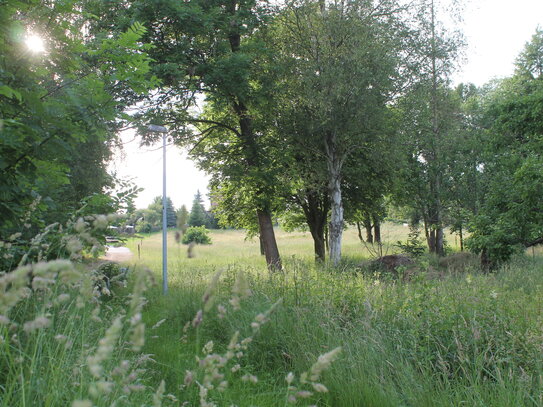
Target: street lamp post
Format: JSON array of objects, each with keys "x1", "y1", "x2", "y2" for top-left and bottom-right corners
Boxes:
[{"x1": 148, "y1": 124, "x2": 169, "y2": 294}]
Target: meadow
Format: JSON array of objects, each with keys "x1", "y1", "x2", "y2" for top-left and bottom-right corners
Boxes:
[{"x1": 2, "y1": 224, "x2": 543, "y2": 406}]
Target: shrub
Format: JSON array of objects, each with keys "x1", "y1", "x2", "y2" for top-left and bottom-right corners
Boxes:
[
  {"x1": 395, "y1": 225, "x2": 425, "y2": 257},
  {"x1": 182, "y1": 226, "x2": 212, "y2": 245}
]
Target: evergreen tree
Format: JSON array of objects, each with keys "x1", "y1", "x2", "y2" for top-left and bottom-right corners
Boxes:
[
  {"x1": 149, "y1": 196, "x2": 177, "y2": 228},
  {"x1": 188, "y1": 191, "x2": 208, "y2": 227}
]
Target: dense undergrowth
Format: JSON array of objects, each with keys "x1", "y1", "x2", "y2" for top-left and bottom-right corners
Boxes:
[{"x1": 1, "y1": 226, "x2": 543, "y2": 406}]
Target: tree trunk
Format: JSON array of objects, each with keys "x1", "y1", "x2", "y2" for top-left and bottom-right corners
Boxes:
[
  {"x1": 364, "y1": 216, "x2": 373, "y2": 244},
  {"x1": 356, "y1": 221, "x2": 364, "y2": 243},
  {"x1": 328, "y1": 178, "x2": 343, "y2": 266},
  {"x1": 299, "y1": 189, "x2": 328, "y2": 262},
  {"x1": 373, "y1": 217, "x2": 381, "y2": 244},
  {"x1": 259, "y1": 234, "x2": 265, "y2": 256},
  {"x1": 428, "y1": 229, "x2": 436, "y2": 253},
  {"x1": 326, "y1": 133, "x2": 344, "y2": 266},
  {"x1": 459, "y1": 225, "x2": 463, "y2": 251},
  {"x1": 257, "y1": 210, "x2": 281, "y2": 271},
  {"x1": 310, "y1": 226, "x2": 326, "y2": 262}
]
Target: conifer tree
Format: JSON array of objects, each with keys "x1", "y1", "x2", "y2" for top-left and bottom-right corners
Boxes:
[{"x1": 188, "y1": 191, "x2": 208, "y2": 227}]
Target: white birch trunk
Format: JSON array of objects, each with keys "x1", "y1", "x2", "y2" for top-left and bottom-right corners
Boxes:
[{"x1": 326, "y1": 133, "x2": 344, "y2": 266}]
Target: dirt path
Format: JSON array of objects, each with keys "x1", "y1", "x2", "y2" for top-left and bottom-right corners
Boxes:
[{"x1": 103, "y1": 246, "x2": 133, "y2": 262}]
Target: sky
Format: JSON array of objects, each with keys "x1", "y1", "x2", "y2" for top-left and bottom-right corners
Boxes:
[{"x1": 110, "y1": 0, "x2": 543, "y2": 211}]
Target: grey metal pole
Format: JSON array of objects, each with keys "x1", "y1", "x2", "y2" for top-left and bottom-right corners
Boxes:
[{"x1": 162, "y1": 132, "x2": 168, "y2": 294}]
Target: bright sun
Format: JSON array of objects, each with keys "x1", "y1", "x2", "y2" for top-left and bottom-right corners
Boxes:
[{"x1": 25, "y1": 34, "x2": 45, "y2": 53}]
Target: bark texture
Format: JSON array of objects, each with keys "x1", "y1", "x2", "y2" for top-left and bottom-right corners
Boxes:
[{"x1": 326, "y1": 132, "x2": 344, "y2": 266}]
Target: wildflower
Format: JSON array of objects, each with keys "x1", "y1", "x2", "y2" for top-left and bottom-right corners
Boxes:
[
  {"x1": 93, "y1": 215, "x2": 108, "y2": 230},
  {"x1": 89, "y1": 381, "x2": 113, "y2": 397},
  {"x1": 54, "y1": 334, "x2": 68, "y2": 343},
  {"x1": 112, "y1": 360, "x2": 131, "y2": 377},
  {"x1": 231, "y1": 364, "x2": 240, "y2": 373},
  {"x1": 91, "y1": 307, "x2": 101, "y2": 323},
  {"x1": 74, "y1": 218, "x2": 86, "y2": 233},
  {"x1": 192, "y1": 310, "x2": 203, "y2": 328},
  {"x1": 286, "y1": 372, "x2": 295, "y2": 384},
  {"x1": 218, "y1": 381, "x2": 228, "y2": 392},
  {"x1": 296, "y1": 390, "x2": 313, "y2": 398},
  {"x1": 232, "y1": 272, "x2": 251, "y2": 298},
  {"x1": 229, "y1": 296, "x2": 240, "y2": 310},
  {"x1": 152, "y1": 319, "x2": 166, "y2": 329},
  {"x1": 87, "y1": 316, "x2": 123, "y2": 378},
  {"x1": 184, "y1": 370, "x2": 194, "y2": 386},
  {"x1": 312, "y1": 383, "x2": 328, "y2": 393},
  {"x1": 55, "y1": 293, "x2": 71, "y2": 305},
  {"x1": 309, "y1": 347, "x2": 342, "y2": 381},
  {"x1": 217, "y1": 304, "x2": 226, "y2": 319},
  {"x1": 203, "y1": 341, "x2": 214, "y2": 355},
  {"x1": 130, "y1": 313, "x2": 142, "y2": 326},
  {"x1": 0, "y1": 315, "x2": 10, "y2": 325},
  {"x1": 131, "y1": 323, "x2": 145, "y2": 351},
  {"x1": 241, "y1": 374, "x2": 258, "y2": 383},
  {"x1": 8, "y1": 232, "x2": 21, "y2": 241},
  {"x1": 490, "y1": 290, "x2": 498, "y2": 299},
  {"x1": 72, "y1": 400, "x2": 92, "y2": 407},
  {"x1": 152, "y1": 380, "x2": 166, "y2": 407},
  {"x1": 240, "y1": 337, "x2": 252, "y2": 346},
  {"x1": 202, "y1": 271, "x2": 222, "y2": 312},
  {"x1": 227, "y1": 331, "x2": 240, "y2": 350},
  {"x1": 59, "y1": 268, "x2": 83, "y2": 285},
  {"x1": 23, "y1": 316, "x2": 51, "y2": 333}
]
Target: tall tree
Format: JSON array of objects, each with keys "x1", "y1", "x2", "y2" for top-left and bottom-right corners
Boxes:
[
  {"x1": 124, "y1": 0, "x2": 283, "y2": 269},
  {"x1": 272, "y1": 0, "x2": 405, "y2": 265},
  {"x1": 188, "y1": 191, "x2": 207, "y2": 228},
  {"x1": 467, "y1": 29, "x2": 543, "y2": 267},
  {"x1": 149, "y1": 196, "x2": 177, "y2": 228},
  {"x1": 396, "y1": 0, "x2": 463, "y2": 256}
]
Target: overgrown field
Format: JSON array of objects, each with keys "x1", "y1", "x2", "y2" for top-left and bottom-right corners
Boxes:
[{"x1": 2, "y1": 225, "x2": 543, "y2": 406}]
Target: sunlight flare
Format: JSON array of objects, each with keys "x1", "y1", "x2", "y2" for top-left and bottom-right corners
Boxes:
[{"x1": 25, "y1": 34, "x2": 45, "y2": 53}]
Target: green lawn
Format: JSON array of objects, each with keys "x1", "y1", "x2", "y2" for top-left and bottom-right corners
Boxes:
[{"x1": 126, "y1": 223, "x2": 422, "y2": 270}]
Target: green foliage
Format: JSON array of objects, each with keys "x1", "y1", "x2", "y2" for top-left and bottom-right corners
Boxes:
[
  {"x1": 135, "y1": 196, "x2": 177, "y2": 233},
  {"x1": 395, "y1": 225, "x2": 426, "y2": 258},
  {"x1": 0, "y1": 0, "x2": 155, "y2": 239},
  {"x1": 188, "y1": 191, "x2": 207, "y2": 228},
  {"x1": 467, "y1": 29, "x2": 543, "y2": 265},
  {"x1": 176, "y1": 205, "x2": 189, "y2": 231},
  {"x1": 182, "y1": 226, "x2": 212, "y2": 245}
]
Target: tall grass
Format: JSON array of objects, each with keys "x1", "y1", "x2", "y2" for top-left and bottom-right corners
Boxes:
[{"x1": 2, "y1": 223, "x2": 542, "y2": 406}]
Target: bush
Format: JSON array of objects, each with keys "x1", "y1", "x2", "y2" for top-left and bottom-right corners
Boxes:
[
  {"x1": 395, "y1": 225, "x2": 425, "y2": 257},
  {"x1": 182, "y1": 226, "x2": 212, "y2": 245}
]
